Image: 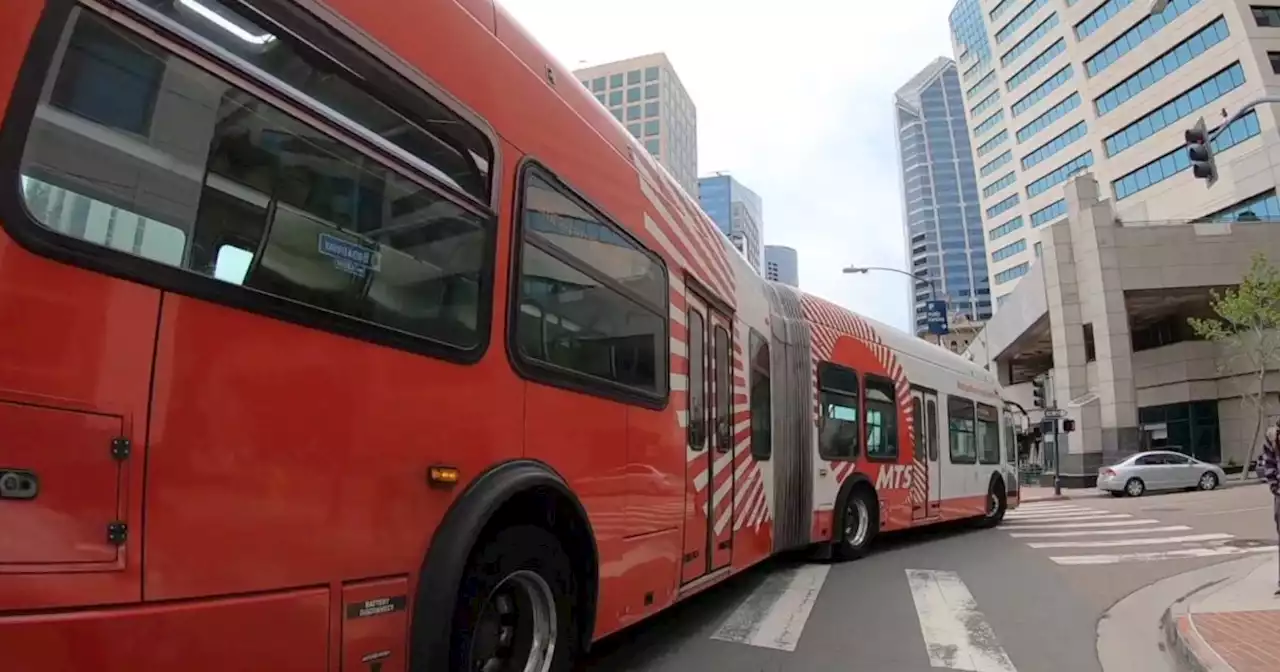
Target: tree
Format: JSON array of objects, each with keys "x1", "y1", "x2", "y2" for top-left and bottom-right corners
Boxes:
[{"x1": 1188, "y1": 252, "x2": 1280, "y2": 478}]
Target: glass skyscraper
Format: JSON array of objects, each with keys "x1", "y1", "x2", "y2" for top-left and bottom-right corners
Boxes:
[
  {"x1": 698, "y1": 174, "x2": 763, "y2": 273},
  {"x1": 895, "y1": 56, "x2": 992, "y2": 337}
]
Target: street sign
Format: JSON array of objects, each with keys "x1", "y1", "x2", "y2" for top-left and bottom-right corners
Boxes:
[
  {"x1": 924, "y1": 300, "x2": 949, "y2": 335},
  {"x1": 1044, "y1": 408, "x2": 1066, "y2": 419}
]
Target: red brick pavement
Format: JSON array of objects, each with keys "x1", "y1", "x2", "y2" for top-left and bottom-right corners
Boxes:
[{"x1": 1184, "y1": 610, "x2": 1280, "y2": 671}]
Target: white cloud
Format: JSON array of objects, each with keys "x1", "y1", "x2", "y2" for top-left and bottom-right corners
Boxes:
[{"x1": 499, "y1": 0, "x2": 958, "y2": 331}]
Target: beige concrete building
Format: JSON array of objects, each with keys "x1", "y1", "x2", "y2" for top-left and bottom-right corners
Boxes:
[
  {"x1": 574, "y1": 53, "x2": 698, "y2": 196},
  {"x1": 968, "y1": 166, "x2": 1280, "y2": 485},
  {"x1": 949, "y1": 0, "x2": 1280, "y2": 304}
]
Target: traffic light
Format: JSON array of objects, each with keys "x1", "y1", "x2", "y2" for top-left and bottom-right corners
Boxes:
[
  {"x1": 1062, "y1": 418, "x2": 1076, "y2": 433},
  {"x1": 1185, "y1": 117, "x2": 1217, "y2": 186},
  {"x1": 1032, "y1": 377, "x2": 1046, "y2": 408}
]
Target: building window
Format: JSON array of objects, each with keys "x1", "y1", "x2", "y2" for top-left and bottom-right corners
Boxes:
[
  {"x1": 1030, "y1": 199, "x2": 1066, "y2": 227},
  {"x1": 985, "y1": 193, "x2": 1019, "y2": 219},
  {"x1": 1010, "y1": 65, "x2": 1072, "y2": 117},
  {"x1": 644, "y1": 102, "x2": 659, "y2": 117},
  {"x1": 1105, "y1": 63, "x2": 1245, "y2": 157},
  {"x1": 1114, "y1": 111, "x2": 1261, "y2": 201},
  {"x1": 948, "y1": 396, "x2": 977, "y2": 463},
  {"x1": 1034, "y1": 241, "x2": 1043, "y2": 257},
  {"x1": 1016, "y1": 92, "x2": 1081, "y2": 144},
  {"x1": 1027, "y1": 151, "x2": 1094, "y2": 198},
  {"x1": 627, "y1": 87, "x2": 641, "y2": 103},
  {"x1": 1085, "y1": 0, "x2": 1201, "y2": 77},
  {"x1": 515, "y1": 167, "x2": 668, "y2": 399},
  {"x1": 1138, "y1": 401, "x2": 1221, "y2": 463},
  {"x1": 644, "y1": 120, "x2": 659, "y2": 136},
  {"x1": 995, "y1": 0, "x2": 1051, "y2": 43},
  {"x1": 610, "y1": 108, "x2": 623, "y2": 122},
  {"x1": 749, "y1": 329, "x2": 772, "y2": 460},
  {"x1": 592, "y1": 77, "x2": 606, "y2": 91},
  {"x1": 1252, "y1": 5, "x2": 1280, "y2": 26},
  {"x1": 1001, "y1": 13, "x2": 1059, "y2": 68},
  {"x1": 1094, "y1": 17, "x2": 1230, "y2": 116},
  {"x1": 1022, "y1": 121, "x2": 1087, "y2": 170},
  {"x1": 626, "y1": 70, "x2": 641, "y2": 85},
  {"x1": 48, "y1": 16, "x2": 165, "y2": 136},
  {"x1": 1005, "y1": 38, "x2": 1066, "y2": 91},
  {"x1": 994, "y1": 262, "x2": 1030, "y2": 284},
  {"x1": 609, "y1": 90, "x2": 623, "y2": 106},
  {"x1": 818, "y1": 362, "x2": 860, "y2": 460},
  {"x1": 595, "y1": 94, "x2": 606, "y2": 105},
  {"x1": 644, "y1": 66, "x2": 659, "y2": 82},
  {"x1": 624, "y1": 105, "x2": 641, "y2": 121},
  {"x1": 643, "y1": 139, "x2": 659, "y2": 155},
  {"x1": 645, "y1": 84, "x2": 658, "y2": 99},
  {"x1": 1270, "y1": 51, "x2": 1280, "y2": 74},
  {"x1": 627, "y1": 123, "x2": 641, "y2": 138},
  {"x1": 991, "y1": 238, "x2": 1027, "y2": 262},
  {"x1": 609, "y1": 73, "x2": 624, "y2": 88},
  {"x1": 980, "y1": 150, "x2": 1014, "y2": 177},
  {"x1": 1083, "y1": 323, "x2": 1097, "y2": 362}
]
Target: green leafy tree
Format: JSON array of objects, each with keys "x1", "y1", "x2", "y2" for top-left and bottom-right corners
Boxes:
[{"x1": 1188, "y1": 252, "x2": 1280, "y2": 477}]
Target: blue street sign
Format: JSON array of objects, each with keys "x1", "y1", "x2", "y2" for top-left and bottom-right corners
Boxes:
[{"x1": 925, "y1": 300, "x2": 949, "y2": 335}]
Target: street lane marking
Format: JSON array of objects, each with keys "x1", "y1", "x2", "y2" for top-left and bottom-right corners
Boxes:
[
  {"x1": 1008, "y1": 525, "x2": 1192, "y2": 538},
  {"x1": 906, "y1": 569, "x2": 1018, "y2": 672},
  {"x1": 1003, "y1": 513, "x2": 1132, "y2": 524},
  {"x1": 710, "y1": 564, "x2": 829, "y2": 651},
  {"x1": 1051, "y1": 545, "x2": 1279, "y2": 565},
  {"x1": 1001, "y1": 518, "x2": 1161, "y2": 530},
  {"x1": 1006, "y1": 505, "x2": 1094, "y2": 516},
  {"x1": 1027, "y1": 532, "x2": 1234, "y2": 549},
  {"x1": 1189, "y1": 506, "x2": 1272, "y2": 516}
]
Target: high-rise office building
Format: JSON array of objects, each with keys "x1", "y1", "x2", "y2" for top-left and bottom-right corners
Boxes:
[
  {"x1": 574, "y1": 53, "x2": 698, "y2": 195},
  {"x1": 764, "y1": 245, "x2": 799, "y2": 286},
  {"x1": 949, "y1": 0, "x2": 1280, "y2": 304},
  {"x1": 697, "y1": 173, "x2": 764, "y2": 272},
  {"x1": 895, "y1": 57, "x2": 993, "y2": 337}
]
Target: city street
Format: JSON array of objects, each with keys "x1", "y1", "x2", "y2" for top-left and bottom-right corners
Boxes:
[{"x1": 582, "y1": 483, "x2": 1279, "y2": 671}]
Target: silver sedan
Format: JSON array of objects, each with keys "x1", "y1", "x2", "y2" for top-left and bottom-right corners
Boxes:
[{"x1": 1096, "y1": 450, "x2": 1227, "y2": 497}]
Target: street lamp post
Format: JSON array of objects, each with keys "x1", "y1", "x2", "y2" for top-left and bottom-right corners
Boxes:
[{"x1": 843, "y1": 265, "x2": 952, "y2": 343}]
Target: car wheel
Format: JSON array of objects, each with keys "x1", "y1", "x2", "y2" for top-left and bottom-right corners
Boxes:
[
  {"x1": 976, "y1": 484, "x2": 1007, "y2": 528},
  {"x1": 1124, "y1": 477, "x2": 1145, "y2": 497},
  {"x1": 1198, "y1": 471, "x2": 1219, "y2": 491}
]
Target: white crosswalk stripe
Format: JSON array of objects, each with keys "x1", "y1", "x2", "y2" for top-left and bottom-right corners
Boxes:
[{"x1": 1004, "y1": 500, "x2": 1278, "y2": 566}]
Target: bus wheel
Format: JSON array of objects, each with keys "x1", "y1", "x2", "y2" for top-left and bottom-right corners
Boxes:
[
  {"x1": 452, "y1": 525, "x2": 578, "y2": 672},
  {"x1": 976, "y1": 484, "x2": 1006, "y2": 528},
  {"x1": 836, "y1": 487, "x2": 878, "y2": 560}
]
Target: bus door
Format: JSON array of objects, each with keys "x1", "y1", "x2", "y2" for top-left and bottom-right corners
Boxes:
[
  {"x1": 922, "y1": 390, "x2": 942, "y2": 517},
  {"x1": 680, "y1": 292, "x2": 734, "y2": 583}
]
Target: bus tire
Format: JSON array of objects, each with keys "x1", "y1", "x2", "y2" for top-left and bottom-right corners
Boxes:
[
  {"x1": 835, "y1": 484, "x2": 879, "y2": 560},
  {"x1": 976, "y1": 480, "x2": 1006, "y2": 528},
  {"x1": 449, "y1": 525, "x2": 579, "y2": 672}
]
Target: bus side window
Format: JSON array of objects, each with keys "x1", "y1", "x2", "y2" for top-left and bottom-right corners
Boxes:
[
  {"x1": 748, "y1": 329, "x2": 772, "y2": 460},
  {"x1": 864, "y1": 375, "x2": 897, "y2": 461},
  {"x1": 947, "y1": 395, "x2": 977, "y2": 464},
  {"x1": 818, "y1": 362, "x2": 859, "y2": 460}
]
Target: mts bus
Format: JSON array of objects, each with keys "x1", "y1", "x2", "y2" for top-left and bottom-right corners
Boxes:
[{"x1": 0, "y1": 0, "x2": 1019, "y2": 669}]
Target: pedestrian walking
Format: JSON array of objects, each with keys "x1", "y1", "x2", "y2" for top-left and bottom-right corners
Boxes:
[{"x1": 1264, "y1": 423, "x2": 1280, "y2": 595}]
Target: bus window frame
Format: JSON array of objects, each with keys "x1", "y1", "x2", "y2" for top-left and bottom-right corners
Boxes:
[
  {"x1": 506, "y1": 159, "x2": 671, "y2": 410},
  {"x1": 817, "y1": 361, "x2": 860, "y2": 461},
  {"x1": 947, "y1": 395, "x2": 978, "y2": 465},
  {"x1": 0, "y1": 0, "x2": 500, "y2": 365}
]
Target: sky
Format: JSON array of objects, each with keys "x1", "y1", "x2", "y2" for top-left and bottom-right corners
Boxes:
[{"x1": 499, "y1": 0, "x2": 960, "y2": 332}]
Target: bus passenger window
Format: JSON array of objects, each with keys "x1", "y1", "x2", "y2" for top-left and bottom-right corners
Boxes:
[
  {"x1": 947, "y1": 396, "x2": 977, "y2": 464},
  {"x1": 865, "y1": 375, "x2": 897, "y2": 460},
  {"x1": 818, "y1": 363, "x2": 859, "y2": 460},
  {"x1": 912, "y1": 397, "x2": 924, "y2": 461},
  {"x1": 748, "y1": 329, "x2": 771, "y2": 460},
  {"x1": 17, "y1": 8, "x2": 494, "y2": 353},
  {"x1": 513, "y1": 168, "x2": 668, "y2": 399},
  {"x1": 977, "y1": 403, "x2": 1000, "y2": 465}
]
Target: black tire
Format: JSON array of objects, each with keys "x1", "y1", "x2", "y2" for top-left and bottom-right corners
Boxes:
[
  {"x1": 1198, "y1": 471, "x2": 1219, "y2": 491},
  {"x1": 976, "y1": 483, "x2": 1007, "y2": 528},
  {"x1": 1108, "y1": 491, "x2": 1125, "y2": 498},
  {"x1": 449, "y1": 525, "x2": 579, "y2": 672},
  {"x1": 1124, "y1": 477, "x2": 1145, "y2": 497},
  {"x1": 835, "y1": 486, "x2": 879, "y2": 560}
]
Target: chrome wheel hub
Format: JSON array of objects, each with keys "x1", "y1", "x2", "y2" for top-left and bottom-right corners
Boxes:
[{"x1": 470, "y1": 570, "x2": 558, "y2": 672}]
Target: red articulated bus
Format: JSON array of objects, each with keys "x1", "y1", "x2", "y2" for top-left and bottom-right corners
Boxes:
[{"x1": 0, "y1": 0, "x2": 1020, "y2": 669}]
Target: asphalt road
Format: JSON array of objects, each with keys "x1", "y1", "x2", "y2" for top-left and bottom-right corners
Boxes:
[{"x1": 581, "y1": 482, "x2": 1279, "y2": 672}]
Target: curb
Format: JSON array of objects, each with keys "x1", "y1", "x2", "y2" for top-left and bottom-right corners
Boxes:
[{"x1": 1162, "y1": 607, "x2": 1231, "y2": 672}]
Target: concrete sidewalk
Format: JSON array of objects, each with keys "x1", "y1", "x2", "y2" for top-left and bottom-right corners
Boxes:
[
  {"x1": 1021, "y1": 477, "x2": 1265, "y2": 502},
  {"x1": 1165, "y1": 553, "x2": 1280, "y2": 672}
]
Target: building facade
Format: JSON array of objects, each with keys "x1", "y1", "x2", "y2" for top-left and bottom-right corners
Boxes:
[
  {"x1": 574, "y1": 53, "x2": 698, "y2": 196},
  {"x1": 698, "y1": 174, "x2": 764, "y2": 272},
  {"x1": 895, "y1": 57, "x2": 993, "y2": 338},
  {"x1": 764, "y1": 244, "x2": 799, "y2": 286},
  {"x1": 948, "y1": 0, "x2": 1280, "y2": 308}
]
